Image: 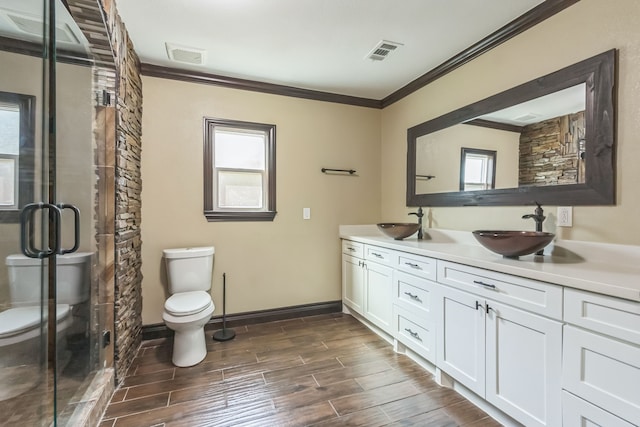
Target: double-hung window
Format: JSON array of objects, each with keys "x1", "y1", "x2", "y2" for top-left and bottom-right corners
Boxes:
[
  {"x1": 0, "y1": 91, "x2": 35, "y2": 223},
  {"x1": 204, "y1": 118, "x2": 276, "y2": 221},
  {"x1": 460, "y1": 148, "x2": 496, "y2": 191}
]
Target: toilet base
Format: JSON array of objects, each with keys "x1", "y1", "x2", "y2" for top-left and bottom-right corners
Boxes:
[
  {"x1": 172, "y1": 327, "x2": 208, "y2": 367},
  {"x1": 163, "y1": 302, "x2": 214, "y2": 368}
]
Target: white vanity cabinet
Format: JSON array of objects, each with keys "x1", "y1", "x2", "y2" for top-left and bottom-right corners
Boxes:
[
  {"x1": 562, "y1": 391, "x2": 636, "y2": 427},
  {"x1": 436, "y1": 262, "x2": 563, "y2": 427},
  {"x1": 339, "y1": 232, "x2": 640, "y2": 427},
  {"x1": 562, "y1": 288, "x2": 640, "y2": 427},
  {"x1": 341, "y1": 240, "x2": 395, "y2": 334},
  {"x1": 392, "y1": 266, "x2": 438, "y2": 364},
  {"x1": 341, "y1": 240, "x2": 365, "y2": 315},
  {"x1": 362, "y1": 256, "x2": 394, "y2": 334}
]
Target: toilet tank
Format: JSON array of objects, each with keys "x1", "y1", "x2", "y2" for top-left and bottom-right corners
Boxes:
[
  {"x1": 163, "y1": 246, "x2": 214, "y2": 294},
  {"x1": 6, "y1": 252, "x2": 93, "y2": 305}
]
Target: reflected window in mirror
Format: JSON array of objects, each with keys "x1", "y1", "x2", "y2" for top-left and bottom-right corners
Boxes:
[
  {"x1": 0, "y1": 91, "x2": 35, "y2": 223},
  {"x1": 460, "y1": 148, "x2": 496, "y2": 191}
]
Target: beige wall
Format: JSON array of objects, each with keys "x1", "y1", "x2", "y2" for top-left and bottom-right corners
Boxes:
[
  {"x1": 0, "y1": 51, "x2": 93, "y2": 305},
  {"x1": 381, "y1": 0, "x2": 640, "y2": 245},
  {"x1": 141, "y1": 0, "x2": 640, "y2": 324},
  {"x1": 416, "y1": 124, "x2": 519, "y2": 193},
  {"x1": 140, "y1": 77, "x2": 381, "y2": 324}
]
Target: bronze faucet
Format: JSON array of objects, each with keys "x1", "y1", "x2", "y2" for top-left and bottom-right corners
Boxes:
[
  {"x1": 522, "y1": 202, "x2": 546, "y2": 255},
  {"x1": 408, "y1": 207, "x2": 424, "y2": 240}
]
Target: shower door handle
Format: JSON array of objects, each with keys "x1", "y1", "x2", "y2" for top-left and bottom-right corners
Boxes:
[
  {"x1": 20, "y1": 202, "x2": 62, "y2": 258},
  {"x1": 57, "y1": 203, "x2": 80, "y2": 254}
]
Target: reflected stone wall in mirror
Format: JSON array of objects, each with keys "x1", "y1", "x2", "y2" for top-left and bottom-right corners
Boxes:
[{"x1": 407, "y1": 50, "x2": 616, "y2": 207}]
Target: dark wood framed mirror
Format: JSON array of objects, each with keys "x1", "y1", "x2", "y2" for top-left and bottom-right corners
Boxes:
[{"x1": 407, "y1": 49, "x2": 616, "y2": 207}]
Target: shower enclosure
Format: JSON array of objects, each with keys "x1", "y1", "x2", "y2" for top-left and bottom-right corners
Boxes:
[{"x1": 0, "y1": 0, "x2": 113, "y2": 424}]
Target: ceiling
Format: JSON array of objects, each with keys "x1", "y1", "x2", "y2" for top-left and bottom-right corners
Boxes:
[
  {"x1": 115, "y1": 0, "x2": 546, "y2": 100},
  {"x1": 479, "y1": 84, "x2": 586, "y2": 126},
  {"x1": 0, "y1": 0, "x2": 89, "y2": 52}
]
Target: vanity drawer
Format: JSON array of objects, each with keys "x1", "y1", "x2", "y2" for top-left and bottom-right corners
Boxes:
[
  {"x1": 564, "y1": 288, "x2": 640, "y2": 346},
  {"x1": 342, "y1": 240, "x2": 364, "y2": 258},
  {"x1": 437, "y1": 260, "x2": 562, "y2": 319},
  {"x1": 394, "y1": 270, "x2": 435, "y2": 317},
  {"x1": 396, "y1": 252, "x2": 437, "y2": 282},
  {"x1": 365, "y1": 244, "x2": 398, "y2": 266},
  {"x1": 562, "y1": 391, "x2": 635, "y2": 427},
  {"x1": 562, "y1": 325, "x2": 640, "y2": 426},
  {"x1": 393, "y1": 304, "x2": 436, "y2": 364}
]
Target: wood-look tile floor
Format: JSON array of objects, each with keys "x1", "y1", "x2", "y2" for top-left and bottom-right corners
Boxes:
[{"x1": 99, "y1": 313, "x2": 501, "y2": 427}]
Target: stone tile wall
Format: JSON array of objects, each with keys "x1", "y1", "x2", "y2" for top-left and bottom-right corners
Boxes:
[
  {"x1": 518, "y1": 111, "x2": 586, "y2": 186},
  {"x1": 99, "y1": 0, "x2": 144, "y2": 383}
]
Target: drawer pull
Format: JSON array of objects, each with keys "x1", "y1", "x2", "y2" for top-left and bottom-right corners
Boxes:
[
  {"x1": 403, "y1": 291, "x2": 422, "y2": 303},
  {"x1": 404, "y1": 262, "x2": 422, "y2": 270},
  {"x1": 404, "y1": 328, "x2": 422, "y2": 341},
  {"x1": 473, "y1": 280, "x2": 496, "y2": 289},
  {"x1": 371, "y1": 252, "x2": 383, "y2": 258},
  {"x1": 348, "y1": 247, "x2": 356, "y2": 252}
]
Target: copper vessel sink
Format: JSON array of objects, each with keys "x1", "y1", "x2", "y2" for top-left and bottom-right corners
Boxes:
[
  {"x1": 377, "y1": 223, "x2": 421, "y2": 240},
  {"x1": 472, "y1": 230, "x2": 555, "y2": 258}
]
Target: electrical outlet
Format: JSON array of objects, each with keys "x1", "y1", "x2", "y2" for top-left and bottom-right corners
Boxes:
[
  {"x1": 557, "y1": 206, "x2": 573, "y2": 227},
  {"x1": 303, "y1": 207, "x2": 311, "y2": 220}
]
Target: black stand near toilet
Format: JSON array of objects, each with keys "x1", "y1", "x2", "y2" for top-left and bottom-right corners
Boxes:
[{"x1": 213, "y1": 273, "x2": 235, "y2": 341}]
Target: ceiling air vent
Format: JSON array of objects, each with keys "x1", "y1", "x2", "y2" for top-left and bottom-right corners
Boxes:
[
  {"x1": 513, "y1": 113, "x2": 540, "y2": 122},
  {"x1": 165, "y1": 43, "x2": 206, "y2": 65},
  {"x1": 5, "y1": 12, "x2": 80, "y2": 44},
  {"x1": 366, "y1": 40, "x2": 403, "y2": 61}
]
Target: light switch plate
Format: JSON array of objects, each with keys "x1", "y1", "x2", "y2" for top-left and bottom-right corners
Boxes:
[
  {"x1": 557, "y1": 206, "x2": 573, "y2": 227},
  {"x1": 303, "y1": 207, "x2": 311, "y2": 220}
]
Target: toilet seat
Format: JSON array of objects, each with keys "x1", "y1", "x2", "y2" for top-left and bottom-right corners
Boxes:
[
  {"x1": 164, "y1": 291, "x2": 212, "y2": 316},
  {"x1": 0, "y1": 304, "x2": 71, "y2": 345}
]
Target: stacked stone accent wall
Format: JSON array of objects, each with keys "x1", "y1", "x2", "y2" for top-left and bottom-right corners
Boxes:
[
  {"x1": 99, "y1": 0, "x2": 144, "y2": 382},
  {"x1": 518, "y1": 111, "x2": 585, "y2": 186}
]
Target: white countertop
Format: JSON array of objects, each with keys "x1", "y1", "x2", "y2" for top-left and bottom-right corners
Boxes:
[{"x1": 339, "y1": 225, "x2": 640, "y2": 302}]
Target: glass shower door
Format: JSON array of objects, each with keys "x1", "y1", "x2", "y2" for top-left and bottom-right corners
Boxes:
[
  {"x1": 53, "y1": 0, "x2": 105, "y2": 423},
  {"x1": 0, "y1": 0, "x2": 53, "y2": 425},
  {"x1": 0, "y1": 0, "x2": 104, "y2": 424}
]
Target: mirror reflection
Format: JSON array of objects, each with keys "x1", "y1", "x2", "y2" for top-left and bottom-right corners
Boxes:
[
  {"x1": 406, "y1": 50, "x2": 615, "y2": 207},
  {"x1": 0, "y1": 91, "x2": 34, "y2": 218},
  {"x1": 416, "y1": 83, "x2": 586, "y2": 194}
]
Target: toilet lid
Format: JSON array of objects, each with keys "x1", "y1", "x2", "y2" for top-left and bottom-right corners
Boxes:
[
  {"x1": 164, "y1": 291, "x2": 212, "y2": 316},
  {"x1": 0, "y1": 304, "x2": 70, "y2": 338}
]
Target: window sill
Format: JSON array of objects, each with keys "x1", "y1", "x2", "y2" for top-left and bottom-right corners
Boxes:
[
  {"x1": 0, "y1": 209, "x2": 20, "y2": 223},
  {"x1": 204, "y1": 210, "x2": 277, "y2": 222}
]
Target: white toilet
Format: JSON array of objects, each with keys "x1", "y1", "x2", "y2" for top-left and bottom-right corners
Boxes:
[
  {"x1": 162, "y1": 246, "x2": 215, "y2": 367},
  {"x1": 0, "y1": 252, "x2": 92, "y2": 400}
]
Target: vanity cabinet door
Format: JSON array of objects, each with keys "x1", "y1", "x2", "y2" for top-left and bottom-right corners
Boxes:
[
  {"x1": 436, "y1": 286, "x2": 485, "y2": 396},
  {"x1": 437, "y1": 260, "x2": 562, "y2": 319},
  {"x1": 394, "y1": 304, "x2": 436, "y2": 363},
  {"x1": 485, "y1": 301, "x2": 562, "y2": 427},
  {"x1": 562, "y1": 391, "x2": 635, "y2": 427},
  {"x1": 563, "y1": 325, "x2": 640, "y2": 426},
  {"x1": 342, "y1": 253, "x2": 364, "y2": 315},
  {"x1": 364, "y1": 260, "x2": 394, "y2": 334}
]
